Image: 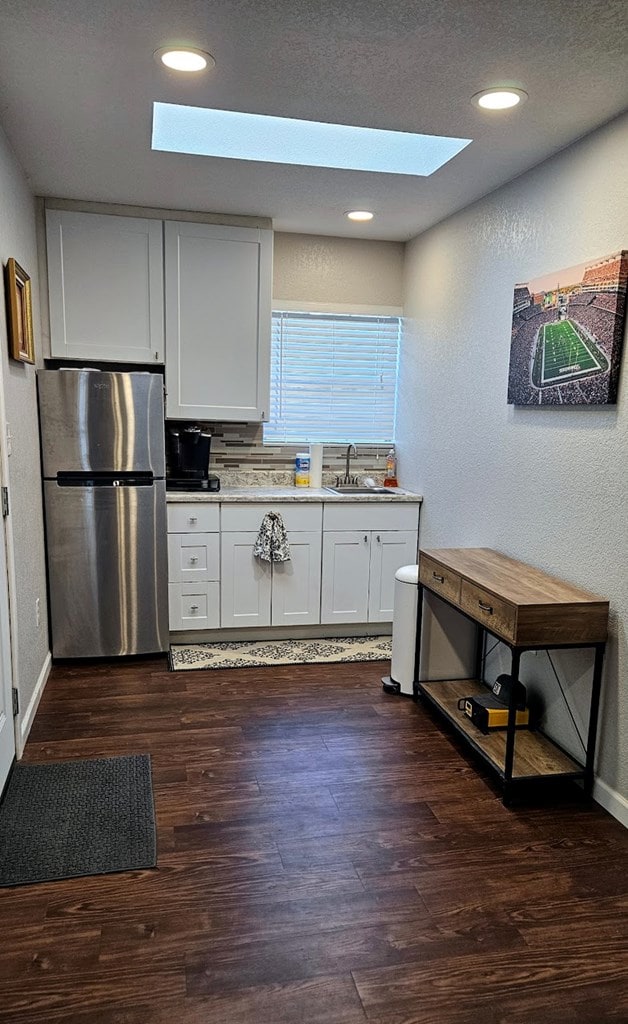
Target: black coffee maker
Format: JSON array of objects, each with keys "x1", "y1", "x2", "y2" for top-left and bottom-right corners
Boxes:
[{"x1": 166, "y1": 425, "x2": 220, "y2": 491}]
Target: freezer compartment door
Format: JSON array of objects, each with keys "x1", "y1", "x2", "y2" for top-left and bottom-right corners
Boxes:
[
  {"x1": 44, "y1": 478, "x2": 168, "y2": 658},
  {"x1": 38, "y1": 369, "x2": 165, "y2": 477}
]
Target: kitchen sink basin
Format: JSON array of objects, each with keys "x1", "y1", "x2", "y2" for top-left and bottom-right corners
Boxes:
[{"x1": 324, "y1": 485, "x2": 393, "y2": 495}]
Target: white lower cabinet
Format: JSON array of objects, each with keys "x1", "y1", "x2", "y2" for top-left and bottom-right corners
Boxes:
[
  {"x1": 367, "y1": 530, "x2": 418, "y2": 621},
  {"x1": 321, "y1": 504, "x2": 420, "y2": 625},
  {"x1": 168, "y1": 503, "x2": 220, "y2": 631},
  {"x1": 221, "y1": 531, "x2": 272, "y2": 628},
  {"x1": 221, "y1": 529, "x2": 322, "y2": 628},
  {"x1": 321, "y1": 531, "x2": 371, "y2": 623},
  {"x1": 220, "y1": 504, "x2": 323, "y2": 629},
  {"x1": 167, "y1": 499, "x2": 420, "y2": 635},
  {"x1": 270, "y1": 532, "x2": 322, "y2": 626}
]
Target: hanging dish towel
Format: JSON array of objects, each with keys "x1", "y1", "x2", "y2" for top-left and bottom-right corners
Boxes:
[{"x1": 253, "y1": 511, "x2": 291, "y2": 562}]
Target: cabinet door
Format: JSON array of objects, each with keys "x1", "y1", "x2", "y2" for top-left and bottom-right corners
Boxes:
[
  {"x1": 46, "y1": 210, "x2": 164, "y2": 363},
  {"x1": 368, "y1": 530, "x2": 417, "y2": 622},
  {"x1": 165, "y1": 222, "x2": 272, "y2": 420},
  {"x1": 221, "y1": 532, "x2": 271, "y2": 628},
  {"x1": 271, "y1": 531, "x2": 322, "y2": 627},
  {"x1": 321, "y1": 531, "x2": 371, "y2": 624}
]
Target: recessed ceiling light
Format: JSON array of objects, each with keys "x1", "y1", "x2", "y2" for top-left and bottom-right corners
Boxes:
[
  {"x1": 152, "y1": 102, "x2": 472, "y2": 176},
  {"x1": 154, "y1": 47, "x2": 215, "y2": 73},
  {"x1": 346, "y1": 211, "x2": 374, "y2": 222},
  {"x1": 472, "y1": 88, "x2": 527, "y2": 111}
]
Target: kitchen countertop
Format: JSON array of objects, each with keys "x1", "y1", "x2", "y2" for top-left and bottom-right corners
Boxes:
[{"x1": 166, "y1": 486, "x2": 422, "y2": 503}]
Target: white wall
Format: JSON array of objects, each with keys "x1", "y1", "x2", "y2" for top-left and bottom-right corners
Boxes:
[
  {"x1": 398, "y1": 111, "x2": 628, "y2": 814},
  {"x1": 273, "y1": 232, "x2": 404, "y2": 310},
  {"x1": 0, "y1": 126, "x2": 51, "y2": 749}
]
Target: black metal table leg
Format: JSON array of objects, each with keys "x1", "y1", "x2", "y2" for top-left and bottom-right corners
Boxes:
[
  {"x1": 412, "y1": 582, "x2": 424, "y2": 699},
  {"x1": 474, "y1": 626, "x2": 485, "y2": 683},
  {"x1": 503, "y1": 648, "x2": 521, "y2": 805},
  {"x1": 584, "y1": 642, "x2": 606, "y2": 797}
]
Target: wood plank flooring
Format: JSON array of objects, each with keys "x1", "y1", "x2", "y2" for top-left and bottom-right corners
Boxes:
[{"x1": 1, "y1": 655, "x2": 628, "y2": 1023}]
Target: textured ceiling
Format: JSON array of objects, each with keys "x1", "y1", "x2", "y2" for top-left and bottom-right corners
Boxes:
[{"x1": 0, "y1": 0, "x2": 626, "y2": 240}]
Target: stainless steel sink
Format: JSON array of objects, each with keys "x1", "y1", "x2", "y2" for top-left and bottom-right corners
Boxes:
[{"x1": 324, "y1": 485, "x2": 393, "y2": 495}]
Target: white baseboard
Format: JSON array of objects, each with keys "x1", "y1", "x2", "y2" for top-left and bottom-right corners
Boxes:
[
  {"x1": 593, "y1": 777, "x2": 628, "y2": 830},
  {"x1": 16, "y1": 651, "x2": 52, "y2": 758}
]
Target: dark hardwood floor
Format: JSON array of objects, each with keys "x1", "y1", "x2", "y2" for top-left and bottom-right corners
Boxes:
[{"x1": 2, "y1": 655, "x2": 628, "y2": 1023}]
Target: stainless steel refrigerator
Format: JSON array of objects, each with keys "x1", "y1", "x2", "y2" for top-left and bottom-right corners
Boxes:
[{"x1": 38, "y1": 369, "x2": 168, "y2": 658}]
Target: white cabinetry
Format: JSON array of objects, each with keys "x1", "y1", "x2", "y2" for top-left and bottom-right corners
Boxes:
[
  {"x1": 321, "y1": 531, "x2": 371, "y2": 623},
  {"x1": 164, "y1": 221, "x2": 272, "y2": 421},
  {"x1": 46, "y1": 210, "x2": 164, "y2": 363},
  {"x1": 221, "y1": 531, "x2": 272, "y2": 628},
  {"x1": 368, "y1": 531, "x2": 418, "y2": 621},
  {"x1": 167, "y1": 504, "x2": 220, "y2": 630},
  {"x1": 321, "y1": 504, "x2": 420, "y2": 625},
  {"x1": 220, "y1": 504, "x2": 322, "y2": 629}
]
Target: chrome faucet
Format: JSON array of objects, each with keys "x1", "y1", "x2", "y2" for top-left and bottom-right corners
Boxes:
[{"x1": 341, "y1": 443, "x2": 357, "y2": 485}]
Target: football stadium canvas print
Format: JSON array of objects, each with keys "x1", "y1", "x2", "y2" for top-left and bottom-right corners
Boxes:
[{"x1": 507, "y1": 250, "x2": 628, "y2": 405}]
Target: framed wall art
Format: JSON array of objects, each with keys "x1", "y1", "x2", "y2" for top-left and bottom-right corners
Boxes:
[
  {"x1": 507, "y1": 250, "x2": 628, "y2": 405},
  {"x1": 4, "y1": 257, "x2": 35, "y2": 364}
]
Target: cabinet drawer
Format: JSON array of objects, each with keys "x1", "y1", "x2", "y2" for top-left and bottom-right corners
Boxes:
[
  {"x1": 168, "y1": 582, "x2": 220, "y2": 631},
  {"x1": 323, "y1": 502, "x2": 420, "y2": 533},
  {"x1": 168, "y1": 533, "x2": 220, "y2": 583},
  {"x1": 419, "y1": 554, "x2": 461, "y2": 604},
  {"x1": 221, "y1": 503, "x2": 322, "y2": 533},
  {"x1": 460, "y1": 580, "x2": 516, "y2": 641},
  {"x1": 167, "y1": 503, "x2": 219, "y2": 533}
]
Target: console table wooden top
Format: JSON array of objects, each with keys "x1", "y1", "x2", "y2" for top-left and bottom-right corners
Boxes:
[{"x1": 419, "y1": 547, "x2": 608, "y2": 646}]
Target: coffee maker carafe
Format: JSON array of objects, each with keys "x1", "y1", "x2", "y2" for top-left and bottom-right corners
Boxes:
[{"x1": 166, "y1": 425, "x2": 219, "y2": 491}]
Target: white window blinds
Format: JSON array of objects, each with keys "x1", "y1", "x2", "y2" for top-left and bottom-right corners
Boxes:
[{"x1": 264, "y1": 311, "x2": 400, "y2": 445}]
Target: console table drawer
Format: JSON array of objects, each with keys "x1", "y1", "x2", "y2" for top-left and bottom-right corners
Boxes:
[
  {"x1": 419, "y1": 554, "x2": 461, "y2": 604},
  {"x1": 460, "y1": 580, "x2": 516, "y2": 641}
]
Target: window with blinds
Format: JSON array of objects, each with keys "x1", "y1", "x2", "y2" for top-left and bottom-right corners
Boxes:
[{"x1": 263, "y1": 311, "x2": 401, "y2": 445}]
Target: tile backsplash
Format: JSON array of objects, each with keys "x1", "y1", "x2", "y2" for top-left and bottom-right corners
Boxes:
[{"x1": 169, "y1": 420, "x2": 392, "y2": 484}]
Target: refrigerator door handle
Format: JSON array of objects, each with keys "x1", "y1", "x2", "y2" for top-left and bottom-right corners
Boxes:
[{"x1": 54, "y1": 473, "x2": 156, "y2": 487}]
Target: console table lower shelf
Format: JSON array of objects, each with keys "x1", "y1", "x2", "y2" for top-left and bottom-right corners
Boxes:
[{"x1": 418, "y1": 679, "x2": 584, "y2": 785}]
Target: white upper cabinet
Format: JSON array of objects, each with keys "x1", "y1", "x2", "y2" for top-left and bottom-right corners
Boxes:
[
  {"x1": 164, "y1": 221, "x2": 272, "y2": 421},
  {"x1": 46, "y1": 210, "x2": 164, "y2": 364}
]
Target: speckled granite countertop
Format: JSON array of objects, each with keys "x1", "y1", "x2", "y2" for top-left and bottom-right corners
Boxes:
[{"x1": 166, "y1": 486, "x2": 422, "y2": 503}]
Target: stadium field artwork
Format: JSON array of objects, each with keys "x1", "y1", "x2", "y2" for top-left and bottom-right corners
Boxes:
[{"x1": 507, "y1": 250, "x2": 628, "y2": 405}]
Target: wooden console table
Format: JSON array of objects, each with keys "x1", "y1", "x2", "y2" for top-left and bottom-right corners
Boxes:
[{"x1": 413, "y1": 547, "x2": 608, "y2": 804}]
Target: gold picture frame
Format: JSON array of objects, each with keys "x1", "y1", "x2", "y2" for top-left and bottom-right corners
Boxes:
[{"x1": 5, "y1": 257, "x2": 35, "y2": 364}]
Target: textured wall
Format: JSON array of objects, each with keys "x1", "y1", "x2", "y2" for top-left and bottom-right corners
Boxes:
[
  {"x1": 398, "y1": 112, "x2": 628, "y2": 799},
  {"x1": 0, "y1": 126, "x2": 50, "y2": 729},
  {"x1": 273, "y1": 232, "x2": 404, "y2": 309}
]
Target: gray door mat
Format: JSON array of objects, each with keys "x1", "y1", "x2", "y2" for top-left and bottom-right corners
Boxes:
[
  {"x1": 169, "y1": 635, "x2": 392, "y2": 671},
  {"x1": 0, "y1": 754, "x2": 156, "y2": 887}
]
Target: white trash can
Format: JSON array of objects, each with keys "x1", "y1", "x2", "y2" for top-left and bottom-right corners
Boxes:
[
  {"x1": 382, "y1": 565, "x2": 419, "y2": 696},
  {"x1": 383, "y1": 564, "x2": 477, "y2": 697}
]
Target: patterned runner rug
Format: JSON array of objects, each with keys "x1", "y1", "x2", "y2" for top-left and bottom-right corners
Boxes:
[{"x1": 169, "y1": 635, "x2": 392, "y2": 671}]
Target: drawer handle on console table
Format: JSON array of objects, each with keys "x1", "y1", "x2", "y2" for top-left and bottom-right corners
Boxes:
[
  {"x1": 189, "y1": 556, "x2": 198, "y2": 564},
  {"x1": 189, "y1": 604, "x2": 199, "y2": 612},
  {"x1": 478, "y1": 600, "x2": 493, "y2": 614},
  {"x1": 188, "y1": 516, "x2": 197, "y2": 524},
  {"x1": 432, "y1": 571, "x2": 445, "y2": 583}
]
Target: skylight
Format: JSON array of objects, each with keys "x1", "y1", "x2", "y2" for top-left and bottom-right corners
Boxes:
[{"x1": 151, "y1": 102, "x2": 471, "y2": 176}]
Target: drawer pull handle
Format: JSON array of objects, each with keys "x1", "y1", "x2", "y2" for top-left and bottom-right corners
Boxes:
[
  {"x1": 376, "y1": 535, "x2": 381, "y2": 543},
  {"x1": 188, "y1": 516, "x2": 198, "y2": 524},
  {"x1": 432, "y1": 572, "x2": 445, "y2": 583},
  {"x1": 189, "y1": 556, "x2": 198, "y2": 564},
  {"x1": 364, "y1": 534, "x2": 368, "y2": 543},
  {"x1": 190, "y1": 604, "x2": 199, "y2": 612},
  {"x1": 478, "y1": 600, "x2": 493, "y2": 614}
]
